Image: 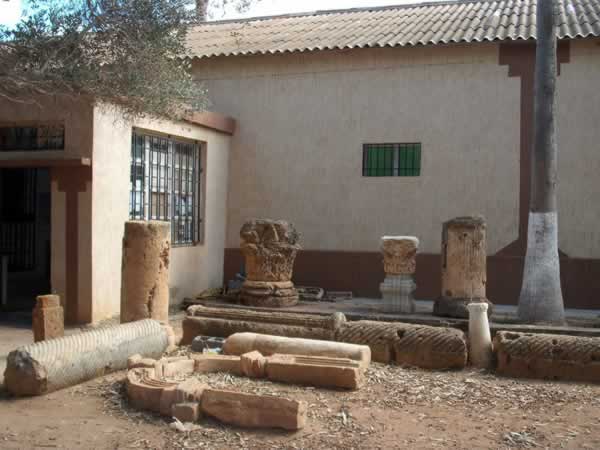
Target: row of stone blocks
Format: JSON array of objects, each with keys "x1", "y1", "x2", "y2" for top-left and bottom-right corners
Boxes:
[
  {"x1": 183, "y1": 305, "x2": 469, "y2": 370},
  {"x1": 183, "y1": 305, "x2": 600, "y2": 383}
]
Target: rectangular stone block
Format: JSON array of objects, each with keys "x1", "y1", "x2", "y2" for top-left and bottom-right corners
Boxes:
[
  {"x1": 192, "y1": 354, "x2": 242, "y2": 375},
  {"x1": 265, "y1": 354, "x2": 364, "y2": 390},
  {"x1": 200, "y1": 389, "x2": 306, "y2": 430},
  {"x1": 32, "y1": 295, "x2": 64, "y2": 343}
]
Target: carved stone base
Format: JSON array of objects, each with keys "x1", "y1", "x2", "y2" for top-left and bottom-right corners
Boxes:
[
  {"x1": 380, "y1": 274, "x2": 416, "y2": 314},
  {"x1": 240, "y1": 280, "x2": 299, "y2": 307},
  {"x1": 433, "y1": 297, "x2": 493, "y2": 319}
]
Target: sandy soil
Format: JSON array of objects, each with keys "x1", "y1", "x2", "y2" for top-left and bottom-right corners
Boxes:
[{"x1": 1, "y1": 360, "x2": 600, "y2": 450}]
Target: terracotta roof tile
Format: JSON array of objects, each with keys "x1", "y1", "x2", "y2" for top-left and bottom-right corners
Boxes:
[{"x1": 187, "y1": 0, "x2": 600, "y2": 58}]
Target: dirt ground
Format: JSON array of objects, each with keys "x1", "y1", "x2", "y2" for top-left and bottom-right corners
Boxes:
[{"x1": 1, "y1": 357, "x2": 600, "y2": 450}]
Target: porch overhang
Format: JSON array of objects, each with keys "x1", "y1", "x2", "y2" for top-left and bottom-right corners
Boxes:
[{"x1": 0, "y1": 157, "x2": 91, "y2": 168}]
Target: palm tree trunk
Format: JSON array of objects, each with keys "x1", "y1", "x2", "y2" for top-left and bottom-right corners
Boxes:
[{"x1": 517, "y1": 0, "x2": 566, "y2": 324}]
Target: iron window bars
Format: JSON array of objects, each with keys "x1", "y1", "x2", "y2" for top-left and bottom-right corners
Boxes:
[
  {"x1": 362, "y1": 143, "x2": 421, "y2": 177},
  {"x1": 130, "y1": 131, "x2": 202, "y2": 246},
  {"x1": 0, "y1": 124, "x2": 65, "y2": 151}
]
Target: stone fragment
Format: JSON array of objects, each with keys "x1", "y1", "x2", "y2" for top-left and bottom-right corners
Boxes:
[
  {"x1": 239, "y1": 219, "x2": 301, "y2": 307},
  {"x1": 127, "y1": 368, "x2": 178, "y2": 414},
  {"x1": 434, "y1": 216, "x2": 492, "y2": 318},
  {"x1": 182, "y1": 306, "x2": 344, "y2": 344},
  {"x1": 172, "y1": 402, "x2": 201, "y2": 422},
  {"x1": 32, "y1": 294, "x2": 64, "y2": 342},
  {"x1": 200, "y1": 389, "x2": 307, "y2": 430},
  {"x1": 335, "y1": 320, "x2": 467, "y2": 370},
  {"x1": 159, "y1": 386, "x2": 178, "y2": 416},
  {"x1": 121, "y1": 220, "x2": 170, "y2": 324},
  {"x1": 467, "y1": 302, "x2": 494, "y2": 369},
  {"x1": 223, "y1": 332, "x2": 371, "y2": 368},
  {"x1": 266, "y1": 354, "x2": 364, "y2": 390},
  {"x1": 127, "y1": 354, "x2": 157, "y2": 369},
  {"x1": 494, "y1": 331, "x2": 600, "y2": 382},
  {"x1": 174, "y1": 378, "x2": 208, "y2": 403},
  {"x1": 240, "y1": 351, "x2": 267, "y2": 378}
]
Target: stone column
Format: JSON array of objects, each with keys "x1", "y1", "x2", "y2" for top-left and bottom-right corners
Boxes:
[
  {"x1": 239, "y1": 219, "x2": 301, "y2": 307},
  {"x1": 433, "y1": 216, "x2": 492, "y2": 318},
  {"x1": 467, "y1": 302, "x2": 493, "y2": 369},
  {"x1": 379, "y1": 236, "x2": 418, "y2": 314},
  {"x1": 32, "y1": 295, "x2": 64, "y2": 342},
  {"x1": 121, "y1": 221, "x2": 171, "y2": 324}
]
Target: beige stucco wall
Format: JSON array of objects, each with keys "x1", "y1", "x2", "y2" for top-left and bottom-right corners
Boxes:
[
  {"x1": 556, "y1": 39, "x2": 600, "y2": 258},
  {"x1": 194, "y1": 44, "x2": 521, "y2": 254},
  {"x1": 91, "y1": 106, "x2": 231, "y2": 322}
]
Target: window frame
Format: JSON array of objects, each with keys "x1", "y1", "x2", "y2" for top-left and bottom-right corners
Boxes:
[
  {"x1": 0, "y1": 121, "x2": 65, "y2": 152},
  {"x1": 362, "y1": 143, "x2": 422, "y2": 177},
  {"x1": 129, "y1": 129, "x2": 204, "y2": 247}
]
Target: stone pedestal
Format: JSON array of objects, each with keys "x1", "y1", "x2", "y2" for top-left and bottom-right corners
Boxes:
[
  {"x1": 379, "y1": 236, "x2": 418, "y2": 314},
  {"x1": 32, "y1": 295, "x2": 64, "y2": 342},
  {"x1": 239, "y1": 219, "x2": 301, "y2": 307},
  {"x1": 434, "y1": 216, "x2": 492, "y2": 318},
  {"x1": 467, "y1": 302, "x2": 493, "y2": 369},
  {"x1": 121, "y1": 220, "x2": 171, "y2": 324}
]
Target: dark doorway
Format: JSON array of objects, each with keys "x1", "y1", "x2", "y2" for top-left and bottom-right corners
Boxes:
[{"x1": 0, "y1": 168, "x2": 51, "y2": 312}]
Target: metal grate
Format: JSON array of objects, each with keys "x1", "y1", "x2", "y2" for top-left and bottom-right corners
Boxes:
[
  {"x1": 130, "y1": 131, "x2": 201, "y2": 246},
  {"x1": 0, "y1": 124, "x2": 65, "y2": 151},
  {"x1": 362, "y1": 143, "x2": 421, "y2": 177}
]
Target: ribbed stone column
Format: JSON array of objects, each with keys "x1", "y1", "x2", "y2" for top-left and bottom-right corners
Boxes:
[
  {"x1": 434, "y1": 216, "x2": 492, "y2": 318},
  {"x1": 379, "y1": 236, "x2": 418, "y2": 314},
  {"x1": 121, "y1": 221, "x2": 171, "y2": 324}
]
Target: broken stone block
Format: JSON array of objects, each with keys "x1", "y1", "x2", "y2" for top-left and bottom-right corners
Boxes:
[
  {"x1": 434, "y1": 216, "x2": 492, "y2": 318},
  {"x1": 192, "y1": 354, "x2": 242, "y2": 375},
  {"x1": 121, "y1": 220, "x2": 170, "y2": 324},
  {"x1": 32, "y1": 294, "x2": 64, "y2": 342},
  {"x1": 190, "y1": 336, "x2": 225, "y2": 353},
  {"x1": 172, "y1": 402, "x2": 201, "y2": 423},
  {"x1": 494, "y1": 331, "x2": 600, "y2": 382},
  {"x1": 266, "y1": 354, "x2": 364, "y2": 390},
  {"x1": 200, "y1": 389, "x2": 307, "y2": 430},
  {"x1": 379, "y1": 237, "x2": 418, "y2": 314},
  {"x1": 239, "y1": 219, "x2": 301, "y2": 307},
  {"x1": 240, "y1": 351, "x2": 267, "y2": 378},
  {"x1": 174, "y1": 378, "x2": 208, "y2": 403}
]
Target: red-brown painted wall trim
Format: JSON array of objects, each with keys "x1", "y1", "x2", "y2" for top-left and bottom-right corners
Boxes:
[
  {"x1": 184, "y1": 111, "x2": 236, "y2": 135},
  {"x1": 224, "y1": 248, "x2": 600, "y2": 309}
]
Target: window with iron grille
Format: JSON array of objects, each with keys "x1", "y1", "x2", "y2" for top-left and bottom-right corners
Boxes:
[
  {"x1": 0, "y1": 123, "x2": 65, "y2": 151},
  {"x1": 362, "y1": 143, "x2": 421, "y2": 177},
  {"x1": 129, "y1": 131, "x2": 202, "y2": 246}
]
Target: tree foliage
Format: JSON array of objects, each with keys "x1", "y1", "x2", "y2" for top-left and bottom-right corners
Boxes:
[{"x1": 0, "y1": 0, "x2": 254, "y2": 118}]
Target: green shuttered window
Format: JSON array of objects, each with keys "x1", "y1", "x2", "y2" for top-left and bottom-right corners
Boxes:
[{"x1": 362, "y1": 143, "x2": 421, "y2": 177}]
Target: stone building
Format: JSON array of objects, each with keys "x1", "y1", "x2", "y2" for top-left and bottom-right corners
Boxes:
[{"x1": 188, "y1": 0, "x2": 600, "y2": 309}]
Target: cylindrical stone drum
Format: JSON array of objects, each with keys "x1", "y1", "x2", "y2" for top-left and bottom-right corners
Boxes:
[{"x1": 121, "y1": 220, "x2": 171, "y2": 324}]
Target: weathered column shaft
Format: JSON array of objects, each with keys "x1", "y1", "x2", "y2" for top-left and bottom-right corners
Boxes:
[
  {"x1": 121, "y1": 221, "x2": 171, "y2": 324},
  {"x1": 467, "y1": 302, "x2": 493, "y2": 369},
  {"x1": 434, "y1": 216, "x2": 492, "y2": 318}
]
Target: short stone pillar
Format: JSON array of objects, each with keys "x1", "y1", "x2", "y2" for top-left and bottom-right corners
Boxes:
[
  {"x1": 239, "y1": 219, "x2": 301, "y2": 307},
  {"x1": 467, "y1": 302, "x2": 493, "y2": 369},
  {"x1": 32, "y1": 295, "x2": 64, "y2": 342},
  {"x1": 379, "y1": 236, "x2": 418, "y2": 314},
  {"x1": 433, "y1": 216, "x2": 492, "y2": 318},
  {"x1": 121, "y1": 220, "x2": 171, "y2": 324}
]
